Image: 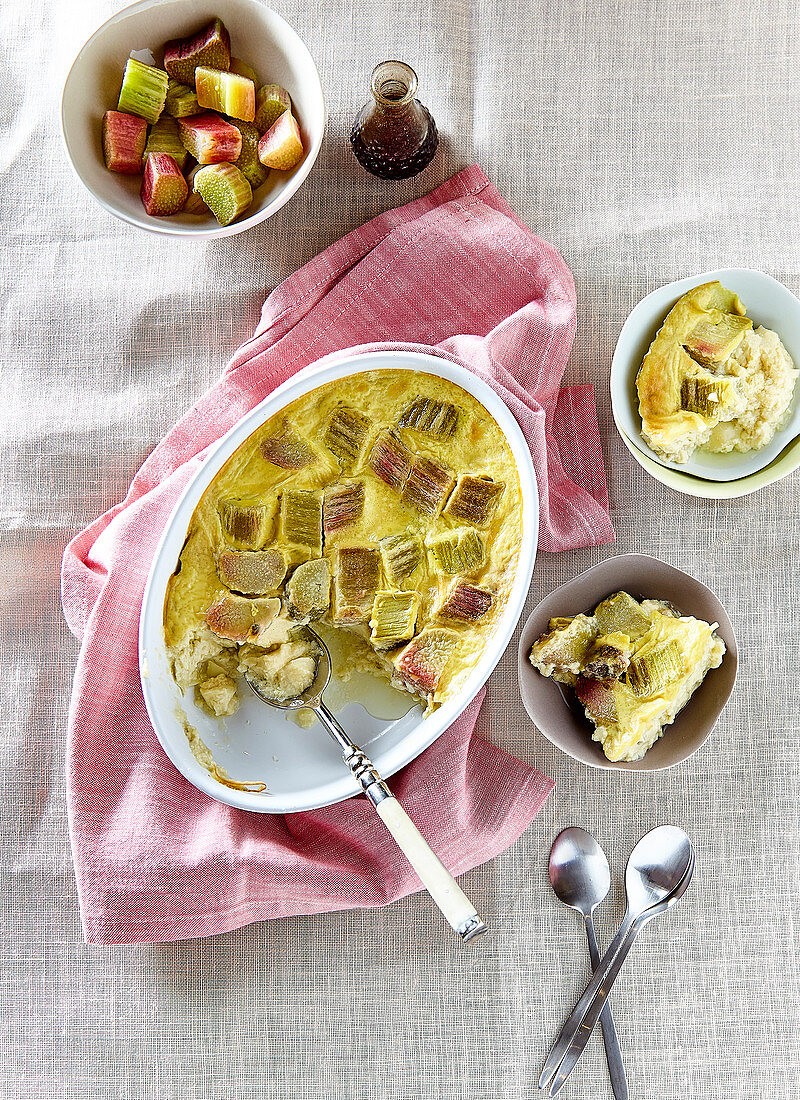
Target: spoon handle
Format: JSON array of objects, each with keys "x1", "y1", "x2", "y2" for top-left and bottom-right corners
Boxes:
[
  {"x1": 539, "y1": 913, "x2": 639, "y2": 1092},
  {"x1": 316, "y1": 703, "x2": 486, "y2": 943},
  {"x1": 584, "y1": 915, "x2": 628, "y2": 1100}
]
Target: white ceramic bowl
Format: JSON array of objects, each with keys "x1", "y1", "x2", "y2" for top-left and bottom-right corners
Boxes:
[
  {"x1": 611, "y1": 268, "x2": 800, "y2": 497},
  {"x1": 139, "y1": 349, "x2": 539, "y2": 812},
  {"x1": 61, "y1": 0, "x2": 325, "y2": 238}
]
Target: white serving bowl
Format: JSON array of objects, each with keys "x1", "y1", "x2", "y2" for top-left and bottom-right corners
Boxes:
[
  {"x1": 611, "y1": 268, "x2": 800, "y2": 497},
  {"x1": 139, "y1": 349, "x2": 539, "y2": 812},
  {"x1": 61, "y1": 0, "x2": 325, "y2": 238}
]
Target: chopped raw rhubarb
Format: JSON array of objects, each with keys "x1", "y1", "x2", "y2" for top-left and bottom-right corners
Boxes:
[
  {"x1": 140, "y1": 153, "x2": 188, "y2": 217},
  {"x1": 195, "y1": 66, "x2": 255, "y2": 122},
  {"x1": 163, "y1": 18, "x2": 231, "y2": 87},
  {"x1": 178, "y1": 113, "x2": 242, "y2": 164},
  {"x1": 254, "y1": 84, "x2": 292, "y2": 133},
  {"x1": 102, "y1": 110, "x2": 147, "y2": 174},
  {"x1": 257, "y1": 110, "x2": 305, "y2": 170},
  {"x1": 116, "y1": 58, "x2": 168, "y2": 124}
]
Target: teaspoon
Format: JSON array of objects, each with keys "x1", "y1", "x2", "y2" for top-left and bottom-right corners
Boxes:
[
  {"x1": 548, "y1": 829, "x2": 628, "y2": 1100},
  {"x1": 244, "y1": 625, "x2": 486, "y2": 942},
  {"x1": 540, "y1": 824, "x2": 694, "y2": 1095}
]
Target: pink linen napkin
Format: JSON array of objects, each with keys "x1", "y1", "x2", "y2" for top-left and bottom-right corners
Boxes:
[{"x1": 62, "y1": 165, "x2": 614, "y2": 945}]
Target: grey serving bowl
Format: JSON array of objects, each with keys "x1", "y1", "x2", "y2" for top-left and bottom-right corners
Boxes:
[{"x1": 517, "y1": 554, "x2": 738, "y2": 771}]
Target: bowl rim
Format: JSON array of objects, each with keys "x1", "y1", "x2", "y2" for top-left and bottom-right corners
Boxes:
[
  {"x1": 139, "y1": 347, "x2": 539, "y2": 812},
  {"x1": 610, "y1": 267, "x2": 800, "y2": 498},
  {"x1": 60, "y1": 0, "x2": 326, "y2": 239},
  {"x1": 516, "y1": 552, "x2": 738, "y2": 772}
]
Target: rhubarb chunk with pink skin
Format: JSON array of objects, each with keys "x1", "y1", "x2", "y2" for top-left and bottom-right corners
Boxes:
[
  {"x1": 436, "y1": 581, "x2": 493, "y2": 622},
  {"x1": 254, "y1": 84, "x2": 292, "y2": 133},
  {"x1": 195, "y1": 66, "x2": 255, "y2": 122},
  {"x1": 178, "y1": 113, "x2": 242, "y2": 164},
  {"x1": 394, "y1": 629, "x2": 458, "y2": 696},
  {"x1": 163, "y1": 18, "x2": 231, "y2": 87},
  {"x1": 367, "y1": 431, "x2": 413, "y2": 492},
  {"x1": 193, "y1": 164, "x2": 252, "y2": 225},
  {"x1": 257, "y1": 110, "x2": 305, "y2": 170},
  {"x1": 140, "y1": 153, "x2": 188, "y2": 217},
  {"x1": 102, "y1": 110, "x2": 147, "y2": 174},
  {"x1": 402, "y1": 455, "x2": 455, "y2": 515}
]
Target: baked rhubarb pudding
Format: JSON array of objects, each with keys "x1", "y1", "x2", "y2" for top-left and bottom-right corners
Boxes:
[
  {"x1": 164, "y1": 369, "x2": 523, "y2": 725},
  {"x1": 529, "y1": 591, "x2": 725, "y2": 762},
  {"x1": 636, "y1": 280, "x2": 798, "y2": 463}
]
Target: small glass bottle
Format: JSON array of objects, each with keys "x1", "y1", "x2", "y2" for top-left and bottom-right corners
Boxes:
[{"x1": 350, "y1": 61, "x2": 439, "y2": 180}]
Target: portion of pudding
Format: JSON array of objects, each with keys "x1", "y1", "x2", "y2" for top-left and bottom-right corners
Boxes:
[
  {"x1": 529, "y1": 591, "x2": 725, "y2": 762},
  {"x1": 636, "y1": 281, "x2": 797, "y2": 463}
]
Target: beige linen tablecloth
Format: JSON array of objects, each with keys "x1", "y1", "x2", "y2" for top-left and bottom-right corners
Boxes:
[{"x1": 2, "y1": 0, "x2": 799, "y2": 1097}]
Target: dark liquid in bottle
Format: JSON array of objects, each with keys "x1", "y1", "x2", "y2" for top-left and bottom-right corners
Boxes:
[{"x1": 350, "y1": 104, "x2": 439, "y2": 180}]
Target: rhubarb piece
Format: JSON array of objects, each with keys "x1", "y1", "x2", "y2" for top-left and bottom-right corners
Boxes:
[
  {"x1": 260, "y1": 424, "x2": 315, "y2": 469},
  {"x1": 178, "y1": 114, "x2": 242, "y2": 164},
  {"x1": 257, "y1": 110, "x2": 304, "y2": 170},
  {"x1": 370, "y1": 591, "x2": 419, "y2": 649},
  {"x1": 254, "y1": 84, "x2": 292, "y2": 133},
  {"x1": 397, "y1": 396, "x2": 459, "y2": 438},
  {"x1": 427, "y1": 528, "x2": 484, "y2": 575},
  {"x1": 230, "y1": 57, "x2": 259, "y2": 84},
  {"x1": 192, "y1": 163, "x2": 252, "y2": 226},
  {"x1": 437, "y1": 581, "x2": 493, "y2": 622},
  {"x1": 183, "y1": 166, "x2": 209, "y2": 214},
  {"x1": 529, "y1": 614, "x2": 596, "y2": 682},
  {"x1": 163, "y1": 18, "x2": 231, "y2": 87},
  {"x1": 197, "y1": 674, "x2": 239, "y2": 717},
  {"x1": 680, "y1": 373, "x2": 739, "y2": 416},
  {"x1": 279, "y1": 490, "x2": 322, "y2": 556},
  {"x1": 594, "y1": 592, "x2": 651, "y2": 640},
  {"x1": 117, "y1": 58, "x2": 168, "y2": 123},
  {"x1": 626, "y1": 640, "x2": 683, "y2": 697},
  {"x1": 367, "y1": 431, "x2": 413, "y2": 491},
  {"x1": 684, "y1": 309, "x2": 752, "y2": 366},
  {"x1": 379, "y1": 532, "x2": 422, "y2": 584},
  {"x1": 333, "y1": 546, "x2": 381, "y2": 623},
  {"x1": 323, "y1": 481, "x2": 365, "y2": 534},
  {"x1": 394, "y1": 628, "x2": 457, "y2": 695},
  {"x1": 204, "y1": 594, "x2": 281, "y2": 644},
  {"x1": 286, "y1": 558, "x2": 331, "y2": 619},
  {"x1": 217, "y1": 549, "x2": 287, "y2": 596},
  {"x1": 195, "y1": 65, "x2": 256, "y2": 122},
  {"x1": 102, "y1": 110, "x2": 147, "y2": 174},
  {"x1": 230, "y1": 120, "x2": 269, "y2": 189},
  {"x1": 164, "y1": 77, "x2": 199, "y2": 118},
  {"x1": 575, "y1": 675, "x2": 618, "y2": 724},
  {"x1": 582, "y1": 632, "x2": 632, "y2": 683},
  {"x1": 218, "y1": 497, "x2": 274, "y2": 549},
  {"x1": 143, "y1": 116, "x2": 189, "y2": 171},
  {"x1": 324, "y1": 405, "x2": 370, "y2": 468},
  {"x1": 402, "y1": 455, "x2": 455, "y2": 515},
  {"x1": 443, "y1": 475, "x2": 505, "y2": 527},
  {"x1": 141, "y1": 153, "x2": 188, "y2": 216}
]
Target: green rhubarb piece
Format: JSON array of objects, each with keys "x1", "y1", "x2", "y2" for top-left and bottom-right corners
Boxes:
[
  {"x1": 397, "y1": 396, "x2": 459, "y2": 438},
  {"x1": 370, "y1": 591, "x2": 419, "y2": 648},
  {"x1": 254, "y1": 84, "x2": 292, "y2": 133},
  {"x1": 195, "y1": 65, "x2": 256, "y2": 122},
  {"x1": 193, "y1": 163, "x2": 252, "y2": 226},
  {"x1": 286, "y1": 559, "x2": 331, "y2": 619},
  {"x1": 594, "y1": 591, "x2": 651, "y2": 640},
  {"x1": 427, "y1": 527, "x2": 484, "y2": 575},
  {"x1": 626, "y1": 640, "x2": 683, "y2": 697},
  {"x1": 378, "y1": 532, "x2": 422, "y2": 584},
  {"x1": 230, "y1": 120, "x2": 269, "y2": 189},
  {"x1": 680, "y1": 373, "x2": 738, "y2": 416},
  {"x1": 164, "y1": 77, "x2": 199, "y2": 118},
  {"x1": 529, "y1": 614, "x2": 596, "y2": 676},
  {"x1": 324, "y1": 404, "x2": 371, "y2": 468},
  {"x1": 278, "y1": 490, "x2": 322, "y2": 556},
  {"x1": 117, "y1": 58, "x2": 168, "y2": 124},
  {"x1": 143, "y1": 116, "x2": 189, "y2": 171},
  {"x1": 683, "y1": 309, "x2": 751, "y2": 366},
  {"x1": 230, "y1": 57, "x2": 259, "y2": 84},
  {"x1": 444, "y1": 475, "x2": 505, "y2": 527}
]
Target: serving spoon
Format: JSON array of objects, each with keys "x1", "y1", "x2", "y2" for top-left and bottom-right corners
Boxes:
[
  {"x1": 539, "y1": 824, "x2": 694, "y2": 1096},
  {"x1": 244, "y1": 625, "x2": 486, "y2": 943},
  {"x1": 548, "y1": 829, "x2": 628, "y2": 1100}
]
